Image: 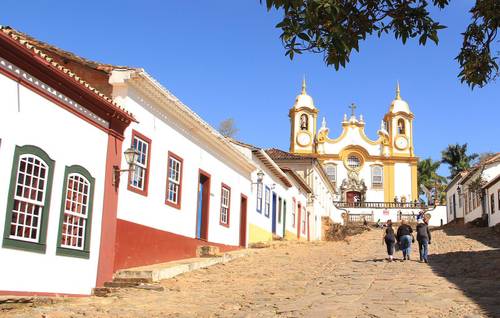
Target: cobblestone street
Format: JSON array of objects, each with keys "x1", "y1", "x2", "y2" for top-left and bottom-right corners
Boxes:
[{"x1": 2, "y1": 227, "x2": 500, "y2": 318}]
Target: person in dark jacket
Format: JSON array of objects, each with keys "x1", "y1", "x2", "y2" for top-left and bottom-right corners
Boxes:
[
  {"x1": 383, "y1": 220, "x2": 396, "y2": 261},
  {"x1": 416, "y1": 219, "x2": 432, "y2": 263},
  {"x1": 396, "y1": 219, "x2": 413, "y2": 260}
]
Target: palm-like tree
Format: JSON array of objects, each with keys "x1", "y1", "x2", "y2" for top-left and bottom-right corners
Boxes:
[
  {"x1": 441, "y1": 143, "x2": 478, "y2": 179},
  {"x1": 418, "y1": 158, "x2": 447, "y2": 203}
]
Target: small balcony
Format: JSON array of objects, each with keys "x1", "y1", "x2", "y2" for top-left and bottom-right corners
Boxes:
[{"x1": 333, "y1": 201, "x2": 432, "y2": 210}]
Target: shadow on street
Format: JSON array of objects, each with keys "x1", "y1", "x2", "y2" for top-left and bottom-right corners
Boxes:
[{"x1": 429, "y1": 228, "x2": 500, "y2": 316}]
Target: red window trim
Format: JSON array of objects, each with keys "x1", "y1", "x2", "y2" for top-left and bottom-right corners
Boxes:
[
  {"x1": 220, "y1": 183, "x2": 231, "y2": 228},
  {"x1": 165, "y1": 151, "x2": 183, "y2": 209},
  {"x1": 292, "y1": 197, "x2": 296, "y2": 228},
  {"x1": 127, "y1": 129, "x2": 152, "y2": 197}
]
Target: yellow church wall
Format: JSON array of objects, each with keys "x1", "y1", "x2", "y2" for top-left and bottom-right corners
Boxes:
[
  {"x1": 411, "y1": 163, "x2": 418, "y2": 200},
  {"x1": 248, "y1": 224, "x2": 273, "y2": 243},
  {"x1": 384, "y1": 162, "x2": 395, "y2": 202}
]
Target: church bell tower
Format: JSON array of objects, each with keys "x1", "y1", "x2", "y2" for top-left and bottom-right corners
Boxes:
[
  {"x1": 289, "y1": 78, "x2": 318, "y2": 154},
  {"x1": 384, "y1": 82, "x2": 415, "y2": 157}
]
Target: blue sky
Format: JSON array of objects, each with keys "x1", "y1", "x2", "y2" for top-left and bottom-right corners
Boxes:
[{"x1": 2, "y1": 1, "x2": 498, "y2": 177}]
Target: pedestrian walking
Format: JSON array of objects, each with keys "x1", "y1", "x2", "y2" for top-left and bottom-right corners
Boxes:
[
  {"x1": 416, "y1": 219, "x2": 432, "y2": 263},
  {"x1": 396, "y1": 219, "x2": 414, "y2": 260},
  {"x1": 382, "y1": 220, "x2": 396, "y2": 261}
]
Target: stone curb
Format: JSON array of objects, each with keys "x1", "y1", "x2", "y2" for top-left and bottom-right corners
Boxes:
[{"x1": 114, "y1": 250, "x2": 250, "y2": 283}]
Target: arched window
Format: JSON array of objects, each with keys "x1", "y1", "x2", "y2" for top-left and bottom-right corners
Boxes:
[
  {"x1": 300, "y1": 114, "x2": 308, "y2": 130},
  {"x1": 60, "y1": 174, "x2": 90, "y2": 250},
  {"x1": 3, "y1": 145, "x2": 55, "y2": 253},
  {"x1": 324, "y1": 164, "x2": 337, "y2": 183},
  {"x1": 57, "y1": 165, "x2": 95, "y2": 258},
  {"x1": 397, "y1": 119, "x2": 406, "y2": 134},
  {"x1": 371, "y1": 165, "x2": 383, "y2": 187}
]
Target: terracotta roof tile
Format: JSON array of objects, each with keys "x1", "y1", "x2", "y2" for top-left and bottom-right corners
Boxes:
[
  {"x1": 265, "y1": 148, "x2": 314, "y2": 161},
  {"x1": 0, "y1": 26, "x2": 136, "y2": 121}
]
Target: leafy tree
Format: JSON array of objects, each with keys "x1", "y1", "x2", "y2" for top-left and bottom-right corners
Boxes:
[
  {"x1": 418, "y1": 158, "x2": 447, "y2": 204},
  {"x1": 218, "y1": 118, "x2": 239, "y2": 138},
  {"x1": 441, "y1": 143, "x2": 479, "y2": 179},
  {"x1": 262, "y1": 0, "x2": 499, "y2": 88}
]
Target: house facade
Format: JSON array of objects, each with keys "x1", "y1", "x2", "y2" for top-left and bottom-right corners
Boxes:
[
  {"x1": 107, "y1": 70, "x2": 256, "y2": 270},
  {"x1": 230, "y1": 140, "x2": 310, "y2": 242},
  {"x1": 266, "y1": 148, "x2": 337, "y2": 240},
  {"x1": 0, "y1": 27, "x2": 134, "y2": 295},
  {"x1": 485, "y1": 175, "x2": 500, "y2": 226},
  {"x1": 445, "y1": 154, "x2": 500, "y2": 226}
]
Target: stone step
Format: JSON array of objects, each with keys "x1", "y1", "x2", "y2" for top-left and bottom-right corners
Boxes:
[
  {"x1": 104, "y1": 281, "x2": 141, "y2": 288},
  {"x1": 114, "y1": 250, "x2": 248, "y2": 283},
  {"x1": 196, "y1": 245, "x2": 220, "y2": 257}
]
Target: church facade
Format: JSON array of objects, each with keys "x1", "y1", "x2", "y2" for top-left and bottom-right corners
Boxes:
[{"x1": 289, "y1": 80, "x2": 418, "y2": 205}]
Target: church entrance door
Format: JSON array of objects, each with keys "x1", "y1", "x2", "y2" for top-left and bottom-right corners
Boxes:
[{"x1": 346, "y1": 191, "x2": 361, "y2": 204}]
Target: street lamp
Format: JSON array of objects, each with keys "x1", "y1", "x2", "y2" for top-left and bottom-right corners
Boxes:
[
  {"x1": 252, "y1": 170, "x2": 265, "y2": 185},
  {"x1": 113, "y1": 147, "x2": 139, "y2": 186}
]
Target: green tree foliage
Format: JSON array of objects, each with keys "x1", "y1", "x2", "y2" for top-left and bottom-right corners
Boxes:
[
  {"x1": 262, "y1": 0, "x2": 499, "y2": 88},
  {"x1": 418, "y1": 158, "x2": 447, "y2": 195},
  {"x1": 218, "y1": 118, "x2": 239, "y2": 138},
  {"x1": 441, "y1": 143, "x2": 479, "y2": 179}
]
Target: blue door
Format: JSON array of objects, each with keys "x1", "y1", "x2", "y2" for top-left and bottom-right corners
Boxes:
[
  {"x1": 196, "y1": 182, "x2": 204, "y2": 239},
  {"x1": 272, "y1": 193, "x2": 277, "y2": 234}
]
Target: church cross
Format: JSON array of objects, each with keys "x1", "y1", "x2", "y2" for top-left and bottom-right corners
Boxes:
[{"x1": 349, "y1": 103, "x2": 357, "y2": 117}]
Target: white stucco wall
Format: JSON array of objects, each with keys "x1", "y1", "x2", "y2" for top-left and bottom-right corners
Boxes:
[
  {"x1": 319, "y1": 126, "x2": 382, "y2": 156},
  {"x1": 114, "y1": 86, "x2": 252, "y2": 247},
  {"x1": 445, "y1": 182, "x2": 464, "y2": 224},
  {"x1": 394, "y1": 163, "x2": 412, "y2": 200},
  {"x1": 284, "y1": 182, "x2": 308, "y2": 238},
  {"x1": 486, "y1": 180, "x2": 500, "y2": 226},
  {"x1": 0, "y1": 71, "x2": 108, "y2": 295}
]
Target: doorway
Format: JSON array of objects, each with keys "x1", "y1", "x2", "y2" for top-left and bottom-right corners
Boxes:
[
  {"x1": 196, "y1": 170, "x2": 211, "y2": 240},
  {"x1": 346, "y1": 191, "x2": 361, "y2": 204},
  {"x1": 239, "y1": 194, "x2": 248, "y2": 247},
  {"x1": 272, "y1": 192, "x2": 277, "y2": 234}
]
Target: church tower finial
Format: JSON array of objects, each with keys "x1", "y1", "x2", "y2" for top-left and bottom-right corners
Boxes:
[
  {"x1": 302, "y1": 75, "x2": 307, "y2": 94},
  {"x1": 396, "y1": 81, "x2": 401, "y2": 100}
]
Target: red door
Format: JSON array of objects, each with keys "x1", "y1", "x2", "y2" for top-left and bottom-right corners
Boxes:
[
  {"x1": 297, "y1": 203, "x2": 302, "y2": 239},
  {"x1": 239, "y1": 194, "x2": 248, "y2": 247},
  {"x1": 346, "y1": 191, "x2": 361, "y2": 204}
]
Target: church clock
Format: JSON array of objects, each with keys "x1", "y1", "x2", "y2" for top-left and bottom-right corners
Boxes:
[
  {"x1": 394, "y1": 135, "x2": 409, "y2": 150},
  {"x1": 296, "y1": 132, "x2": 312, "y2": 147}
]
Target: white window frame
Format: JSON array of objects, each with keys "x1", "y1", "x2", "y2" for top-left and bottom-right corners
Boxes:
[
  {"x1": 9, "y1": 154, "x2": 48, "y2": 243},
  {"x1": 167, "y1": 156, "x2": 182, "y2": 206},
  {"x1": 371, "y1": 165, "x2": 383, "y2": 187},
  {"x1": 130, "y1": 135, "x2": 149, "y2": 191},
  {"x1": 264, "y1": 186, "x2": 271, "y2": 217},
  {"x1": 220, "y1": 185, "x2": 230, "y2": 225},
  {"x1": 256, "y1": 183, "x2": 263, "y2": 212},
  {"x1": 325, "y1": 164, "x2": 337, "y2": 183},
  {"x1": 60, "y1": 173, "x2": 90, "y2": 250}
]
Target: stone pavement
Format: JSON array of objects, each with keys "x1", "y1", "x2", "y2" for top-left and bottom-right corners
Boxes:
[{"x1": 2, "y1": 227, "x2": 500, "y2": 318}]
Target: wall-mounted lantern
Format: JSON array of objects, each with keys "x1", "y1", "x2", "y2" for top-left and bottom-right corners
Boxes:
[{"x1": 113, "y1": 147, "x2": 139, "y2": 186}]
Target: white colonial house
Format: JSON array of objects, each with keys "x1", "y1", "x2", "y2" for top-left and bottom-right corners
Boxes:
[
  {"x1": 3, "y1": 27, "x2": 256, "y2": 279},
  {"x1": 0, "y1": 27, "x2": 135, "y2": 295},
  {"x1": 445, "y1": 171, "x2": 468, "y2": 224},
  {"x1": 230, "y1": 140, "x2": 310, "y2": 242},
  {"x1": 106, "y1": 69, "x2": 256, "y2": 270},
  {"x1": 485, "y1": 174, "x2": 500, "y2": 227},
  {"x1": 281, "y1": 167, "x2": 312, "y2": 240},
  {"x1": 449, "y1": 154, "x2": 500, "y2": 226},
  {"x1": 266, "y1": 148, "x2": 336, "y2": 240}
]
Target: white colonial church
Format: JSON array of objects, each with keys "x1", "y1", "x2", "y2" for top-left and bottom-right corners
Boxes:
[{"x1": 289, "y1": 80, "x2": 418, "y2": 205}]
